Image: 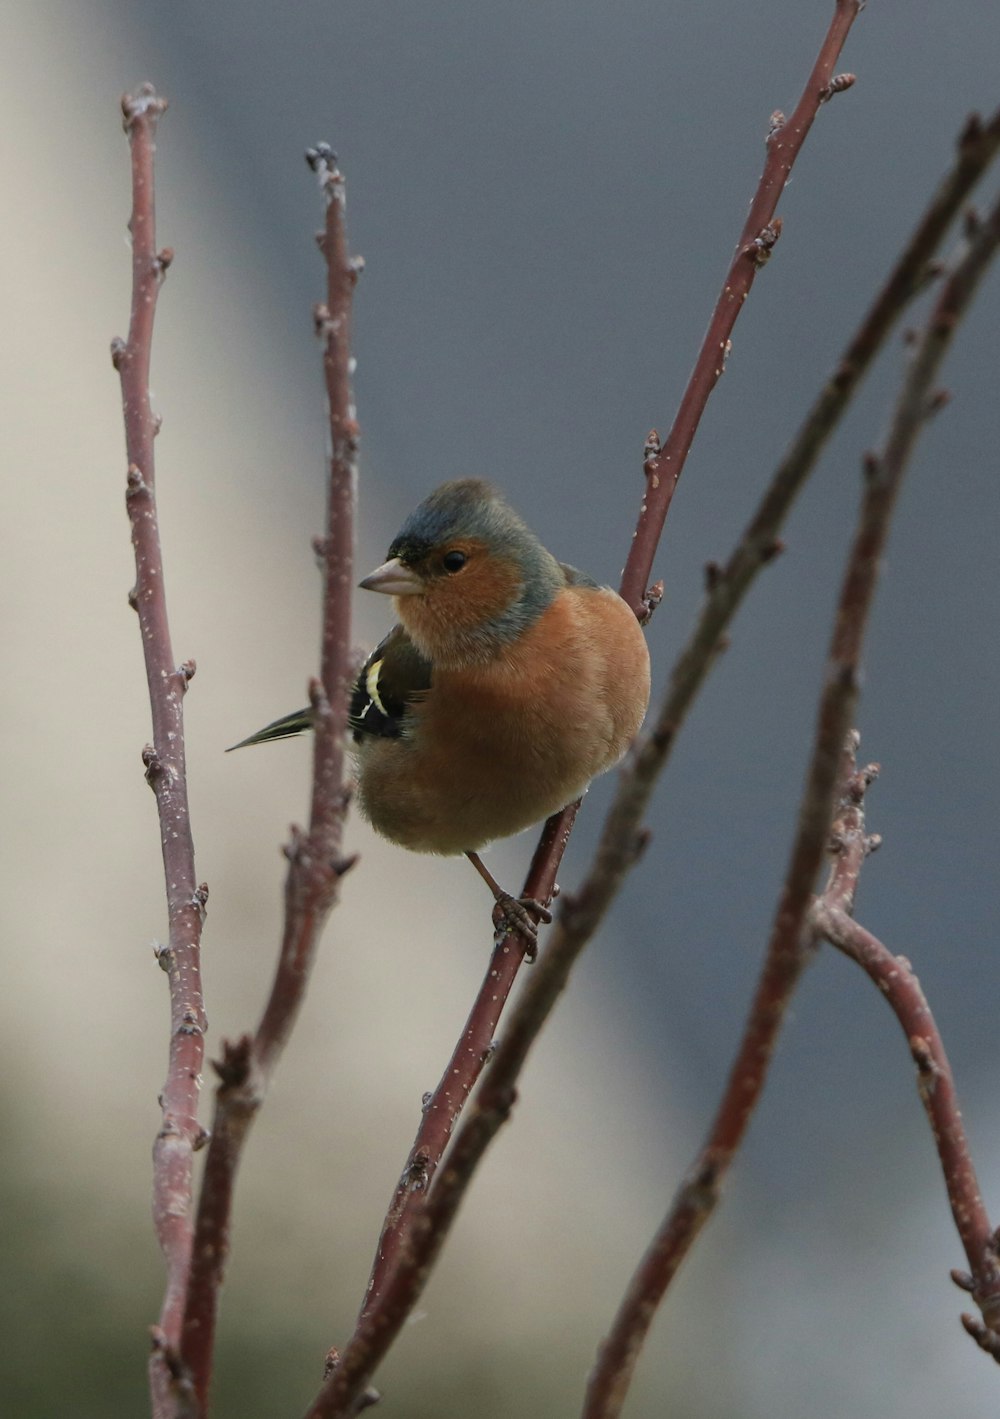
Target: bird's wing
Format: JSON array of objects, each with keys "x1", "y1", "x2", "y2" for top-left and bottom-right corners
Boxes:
[{"x1": 349, "y1": 624, "x2": 433, "y2": 741}]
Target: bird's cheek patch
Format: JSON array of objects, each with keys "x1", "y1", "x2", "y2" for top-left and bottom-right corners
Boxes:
[
  {"x1": 438, "y1": 554, "x2": 523, "y2": 627},
  {"x1": 398, "y1": 544, "x2": 524, "y2": 658}
]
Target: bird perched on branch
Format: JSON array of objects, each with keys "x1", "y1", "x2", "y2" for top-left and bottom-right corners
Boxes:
[{"x1": 230, "y1": 479, "x2": 650, "y2": 940}]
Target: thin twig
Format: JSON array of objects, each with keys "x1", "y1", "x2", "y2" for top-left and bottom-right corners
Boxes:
[
  {"x1": 581, "y1": 185, "x2": 1000, "y2": 1419},
  {"x1": 358, "y1": 808, "x2": 573, "y2": 1324},
  {"x1": 564, "y1": 107, "x2": 1000, "y2": 928},
  {"x1": 666, "y1": 104, "x2": 1000, "y2": 733},
  {"x1": 822, "y1": 909, "x2": 1000, "y2": 1323},
  {"x1": 823, "y1": 909, "x2": 1000, "y2": 1343},
  {"x1": 112, "y1": 83, "x2": 208, "y2": 1419},
  {"x1": 812, "y1": 739, "x2": 1000, "y2": 1349},
  {"x1": 619, "y1": 0, "x2": 863, "y2": 616},
  {"x1": 178, "y1": 146, "x2": 359, "y2": 1413},
  {"x1": 307, "y1": 5, "x2": 863, "y2": 1413}
]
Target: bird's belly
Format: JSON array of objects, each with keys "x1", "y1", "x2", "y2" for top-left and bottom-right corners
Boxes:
[{"x1": 355, "y1": 716, "x2": 589, "y2": 855}]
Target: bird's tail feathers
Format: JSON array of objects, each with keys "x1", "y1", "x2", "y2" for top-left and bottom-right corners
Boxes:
[{"x1": 226, "y1": 708, "x2": 312, "y2": 752}]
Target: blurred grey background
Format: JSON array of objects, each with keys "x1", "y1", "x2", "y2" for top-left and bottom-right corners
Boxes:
[{"x1": 3, "y1": 1, "x2": 999, "y2": 1416}]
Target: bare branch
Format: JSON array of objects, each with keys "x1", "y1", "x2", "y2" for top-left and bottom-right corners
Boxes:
[
  {"x1": 113, "y1": 83, "x2": 209, "y2": 1419},
  {"x1": 178, "y1": 145, "x2": 359, "y2": 1412},
  {"x1": 581, "y1": 184, "x2": 1000, "y2": 1419},
  {"x1": 673, "y1": 104, "x2": 1000, "y2": 724},
  {"x1": 818, "y1": 913, "x2": 1000, "y2": 1330},
  {"x1": 358, "y1": 806, "x2": 574, "y2": 1324},
  {"x1": 619, "y1": 0, "x2": 864, "y2": 616},
  {"x1": 811, "y1": 742, "x2": 1000, "y2": 1353}
]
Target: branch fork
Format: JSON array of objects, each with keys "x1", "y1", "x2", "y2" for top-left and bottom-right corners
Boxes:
[{"x1": 811, "y1": 735, "x2": 1000, "y2": 1357}]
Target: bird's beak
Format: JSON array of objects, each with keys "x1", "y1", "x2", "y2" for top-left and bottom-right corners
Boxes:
[{"x1": 358, "y1": 557, "x2": 424, "y2": 596}]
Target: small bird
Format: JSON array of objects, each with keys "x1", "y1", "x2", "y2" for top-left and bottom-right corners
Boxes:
[{"x1": 230, "y1": 479, "x2": 650, "y2": 940}]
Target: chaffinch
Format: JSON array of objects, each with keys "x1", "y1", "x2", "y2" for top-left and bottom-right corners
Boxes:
[{"x1": 231, "y1": 479, "x2": 651, "y2": 938}]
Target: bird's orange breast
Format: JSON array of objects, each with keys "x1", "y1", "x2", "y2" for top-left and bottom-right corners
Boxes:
[{"x1": 355, "y1": 586, "x2": 650, "y2": 855}]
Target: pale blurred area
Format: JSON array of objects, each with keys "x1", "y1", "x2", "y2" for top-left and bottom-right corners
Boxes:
[{"x1": 3, "y1": 2, "x2": 1000, "y2": 1416}]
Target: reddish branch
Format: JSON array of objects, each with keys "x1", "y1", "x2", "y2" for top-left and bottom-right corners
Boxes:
[
  {"x1": 825, "y1": 914, "x2": 1000, "y2": 1347},
  {"x1": 810, "y1": 740, "x2": 1000, "y2": 1346},
  {"x1": 309, "y1": 4, "x2": 863, "y2": 1413},
  {"x1": 177, "y1": 146, "x2": 359, "y2": 1413},
  {"x1": 619, "y1": 0, "x2": 863, "y2": 615},
  {"x1": 581, "y1": 184, "x2": 1000, "y2": 1419},
  {"x1": 358, "y1": 807, "x2": 574, "y2": 1323},
  {"x1": 669, "y1": 104, "x2": 1000, "y2": 726},
  {"x1": 113, "y1": 84, "x2": 207, "y2": 1418}
]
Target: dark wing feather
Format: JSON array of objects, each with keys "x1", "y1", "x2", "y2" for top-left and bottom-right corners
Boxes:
[{"x1": 349, "y1": 624, "x2": 433, "y2": 742}]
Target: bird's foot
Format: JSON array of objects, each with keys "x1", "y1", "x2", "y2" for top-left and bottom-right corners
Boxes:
[
  {"x1": 466, "y1": 851, "x2": 552, "y2": 959},
  {"x1": 491, "y1": 893, "x2": 553, "y2": 959}
]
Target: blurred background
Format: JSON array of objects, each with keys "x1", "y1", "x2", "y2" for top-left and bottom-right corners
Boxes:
[{"x1": 3, "y1": 1, "x2": 999, "y2": 1415}]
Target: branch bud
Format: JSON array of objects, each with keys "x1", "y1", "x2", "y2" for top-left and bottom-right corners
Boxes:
[
  {"x1": 819, "y1": 73, "x2": 856, "y2": 104},
  {"x1": 751, "y1": 218, "x2": 782, "y2": 267}
]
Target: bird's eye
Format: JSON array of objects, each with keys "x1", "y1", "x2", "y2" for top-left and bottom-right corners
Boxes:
[{"x1": 441, "y1": 549, "x2": 467, "y2": 573}]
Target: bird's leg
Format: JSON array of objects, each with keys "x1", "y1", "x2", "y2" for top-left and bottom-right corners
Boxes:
[{"x1": 465, "y1": 851, "x2": 553, "y2": 956}]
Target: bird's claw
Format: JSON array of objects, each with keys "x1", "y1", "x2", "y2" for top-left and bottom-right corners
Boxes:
[{"x1": 491, "y1": 893, "x2": 552, "y2": 959}]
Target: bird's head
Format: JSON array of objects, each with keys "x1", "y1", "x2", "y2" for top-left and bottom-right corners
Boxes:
[{"x1": 359, "y1": 479, "x2": 563, "y2": 665}]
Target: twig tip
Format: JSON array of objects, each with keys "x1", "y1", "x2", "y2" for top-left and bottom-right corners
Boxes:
[
  {"x1": 306, "y1": 141, "x2": 345, "y2": 201},
  {"x1": 306, "y1": 141, "x2": 339, "y2": 172},
  {"x1": 121, "y1": 83, "x2": 168, "y2": 131}
]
